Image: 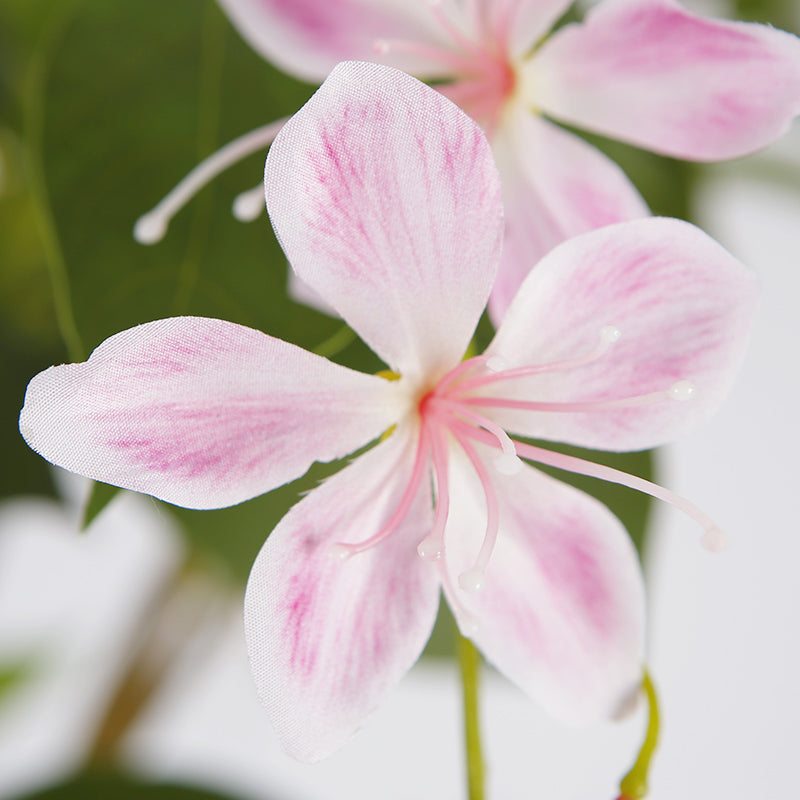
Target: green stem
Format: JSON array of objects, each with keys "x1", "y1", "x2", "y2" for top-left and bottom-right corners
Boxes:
[
  {"x1": 312, "y1": 323, "x2": 356, "y2": 358},
  {"x1": 458, "y1": 633, "x2": 485, "y2": 800},
  {"x1": 619, "y1": 671, "x2": 660, "y2": 799},
  {"x1": 21, "y1": 0, "x2": 85, "y2": 362}
]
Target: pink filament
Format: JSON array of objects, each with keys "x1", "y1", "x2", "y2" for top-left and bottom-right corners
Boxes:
[
  {"x1": 459, "y1": 388, "x2": 676, "y2": 413},
  {"x1": 338, "y1": 427, "x2": 430, "y2": 556}
]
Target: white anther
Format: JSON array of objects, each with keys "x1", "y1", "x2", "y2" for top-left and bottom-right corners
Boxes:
[
  {"x1": 486, "y1": 355, "x2": 508, "y2": 373},
  {"x1": 417, "y1": 535, "x2": 443, "y2": 561},
  {"x1": 133, "y1": 213, "x2": 167, "y2": 245},
  {"x1": 701, "y1": 527, "x2": 728, "y2": 553},
  {"x1": 494, "y1": 452, "x2": 523, "y2": 476},
  {"x1": 232, "y1": 185, "x2": 266, "y2": 221},
  {"x1": 458, "y1": 567, "x2": 485, "y2": 592},
  {"x1": 669, "y1": 380, "x2": 696, "y2": 402},
  {"x1": 328, "y1": 543, "x2": 352, "y2": 561},
  {"x1": 601, "y1": 325, "x2": 622, "y2": 343}
]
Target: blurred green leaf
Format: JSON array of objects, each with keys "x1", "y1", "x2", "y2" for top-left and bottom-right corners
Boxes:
[
  {"x1": 0, "y1": 658, "x2": 36, "y2": 710},
  {"x1": 80, "y1": 480, "x2": 122, "y2": 530},
  {"x1": 14, "y1": 771, "x2": 276, "y2": 800}
]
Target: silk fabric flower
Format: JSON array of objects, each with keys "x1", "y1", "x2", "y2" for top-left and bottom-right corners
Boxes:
[
  {"x1": 139, "y1": 0, "x2": 798, "y2": 321},
  {"x1": 24, "y1": 63, "x2": 757, "y2": 760}
]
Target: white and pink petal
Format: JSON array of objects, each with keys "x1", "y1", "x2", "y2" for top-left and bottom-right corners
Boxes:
[
  {"x1": 530, "y1": 0, "x2": 800, "y2": 160},
  {"x1": 489, "y1": 111, "x2": 649, "y2": 322},
  {"x1": 266, "y1": 62, "x2": 503, "y2": 381},
  {"x1": 485, "y1": 218, "x2": 758, "y2": 451},
  {"x1": 216, "y1": 0, "x2": 447, "y2": 82},
  {"x1": 441, "y1": 444, "x2": 645, "y2": 723},
  {"x1": 244, "y1": 429, "x2": 440, "y2": 761},
  {"x1": 19, "y1": 317, "x2": 404, "y2": 509}
]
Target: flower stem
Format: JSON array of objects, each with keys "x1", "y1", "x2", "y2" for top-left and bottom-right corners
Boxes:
[
  {"x1": 618, "y1": 671, "x2": 660, "y2": 799},
  {"x1": 458, "y1": 633, "x2": 485, "y2": 800}
]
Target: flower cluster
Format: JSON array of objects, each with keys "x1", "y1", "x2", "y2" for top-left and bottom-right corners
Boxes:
[{"x1": 21, "y1": 62, "x2": 757, "y2": 761}]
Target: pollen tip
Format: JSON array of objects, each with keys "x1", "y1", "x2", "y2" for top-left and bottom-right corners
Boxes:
[
  {"x1": 458, "y1": 567, "x2": 485, "y2": 592},
  {"x1": 328, "y1": 543, "x2": 352, "y2": 561},
  {"x1": 133, "y1": 213, "x2": 167, "y2": 245},
  {"x1": 701, "y1": 526, "x2": 728, "y2": 553},
  {"x1": 486, "y1": 355, "x2": 507, "y2": 373},
  {"x1": 601, "y1": 325, "x2": 622, "y2": 343},
  {"x1": 417, "y1": 535, "x2": 443, "y2": 562},
  {"x1": 494, "y1": 452, "x2": 523, "y2": 476},
  {"x1": 232, "y1": 188, "x2": 265, "y2": 221},
  {"x1": 669, "y1": 380, "x2": 696, "y2": 402}
]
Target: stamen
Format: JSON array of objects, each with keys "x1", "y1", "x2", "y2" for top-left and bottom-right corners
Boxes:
[
  {"x1": 454, "y1": 325, "x2": 621, "y2": 395},
  {"x1": 460, "y1": 379, "x2": 697, "y2": 413},
  {"x1": 434, "y1": 397, "x2": 523, "y2": 475},
  {"x1": 451, "y1": 431, "x2": 501, "y2": 592},
  {"x1": 417, "y1": 424, "x2": 451, "y2": 562},
  {"x1": 232, "y1": 183, "x2": 266, "y2": 221},
  {"x1": 133, "y1": 117, "x2": 287, "y2": 244},
  {"x1": 459, "y1": 431, "x2": 727, "y2": 552},
  {"x1": 328, "y1": 428, "x2": 430, "y2": 559},
  {"x1": 426, "y1": 0, "x2": 482, "y2": 56},
  {"x1": 373, "y1": 38, "x2": 476, "y2": 73},
  {"x1": 433, "y1": 356, "x2": 488, "y2": 396}
]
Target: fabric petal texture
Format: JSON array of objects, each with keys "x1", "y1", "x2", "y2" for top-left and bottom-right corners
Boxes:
[
  {"x1": 265, "y1": 61, "x2": 503, "y2": 381},
  {"x1": 485, "y1": 218, "x2": 758, "y2": 451},
  {"x1": 216, "y1": 0, "x2": 444, "y2": 82},
  {"x1": 531, "y1": 0, "x2": 800, "y2": 160},
  {"x1": 490, "y1": 111, "x2": 649, "y2": 321},
  {"x1": 244, "y1": 430, "x2": 440, "y2": 761},
  {"x1": 441, "y1": 445, "x2": 644, "y2": 724},
  {"x1": 19, "y1": 317, "x2": 403, "y2": 509}
]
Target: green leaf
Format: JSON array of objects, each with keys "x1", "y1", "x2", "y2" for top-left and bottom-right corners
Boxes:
[
  {"x1": 80, "y1": 480, "x2": 122, "y2": 530},
  {"x1": 0, "y1": 658, "x2": 36, "y2": 710},
  {"x1": 13, "y1": 771, "x2": 271, "y2": 800}
]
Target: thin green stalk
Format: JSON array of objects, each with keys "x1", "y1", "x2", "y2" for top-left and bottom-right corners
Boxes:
[
  {"x1": 21, "y1": 1, "x2": 85, "y2": 362},
  {"x1": 618, "y1": 671, "x2": 660, "y2": 799},
  {"x1": 458, "y1": 633, "x2": 485, "y2": 800},
  {"x1": 312, "y1": 323, "x2": 356, "y2": 358}
]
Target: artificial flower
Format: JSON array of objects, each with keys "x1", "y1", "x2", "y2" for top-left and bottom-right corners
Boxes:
[
  {"x1": 138, "y1": 0, "x2": 798, "y2": 320},
  {"x1": 24, "y1": 63, "x2": 756, "y2": 760}
]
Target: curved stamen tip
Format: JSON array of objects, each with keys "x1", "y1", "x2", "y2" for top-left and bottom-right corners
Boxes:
[
  {"x1": 601, "y1": 325, "x2": 622, "y2": 343},
  {"x1": 486, "y1": 355, "x2": 508, "y2": 373},
  {"x1": 417, "y1": 535, "x2": 443, "y2": 562},
  {"x1": 232, "y1": 186, "x2": 265, "y2": 221},
  {"x1": 701, "y1": 526, "x2": 728, "y2": 553},
  {"x1": 458, "y1": 567, "x2": 485, "y2": 592},
  {"x1": 328, "y1": 543, "x2": 353, "y2": 561},
  {"x1": 133, "y1": 213, "x2": 167, "y2": 245},
  {"x1": 669, "y1": 380, "x2": 696, "y2": 402},
  {"x1": 494, "y1": 452, "x2": 523, "y2": 476}
]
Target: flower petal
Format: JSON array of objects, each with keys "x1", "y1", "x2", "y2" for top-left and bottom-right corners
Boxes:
[
  {"x1": 488, "y1": 0, "x2": 572, "y2": 57},
  {"x1": 489, "y1": 111, "x2": 649, "y2": 322},
  {"x1": 244, "y1": 430, "x2": 440, "y2": 761},
  {"x1": 485, "y1": 218, "x2": 758, "y2": 451},
  {"x1": 216, "y1": 0, "x2": 447, "y2": 82},
  {"x1": 19, "y1": 317, "x2": 404, "y2": 509},
  {"x1": 442, "y1": 446, "x2": 644, "y2": 723},
  {"x1": 266, "y1": 61, "x2": 503, "y2": 381},
  {"x1": 530, "y1": 0, "x2": 800, "y2": 159}
]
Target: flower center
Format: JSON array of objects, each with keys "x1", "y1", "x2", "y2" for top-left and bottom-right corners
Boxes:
[
  {"x1": 329, "y1": 326, "x2": 726, "y2": 634},
  {"x1": 374, "y1": 0, "x2": 519, "y2": 138}
]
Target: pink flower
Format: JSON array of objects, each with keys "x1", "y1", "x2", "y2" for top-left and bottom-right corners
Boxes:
[
  {"x1": 138, "y1": 0, "x2": 799, "y2": 321},
  {"x1": 24, "y1": 63, "x2": 756, "y2": 760}
]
